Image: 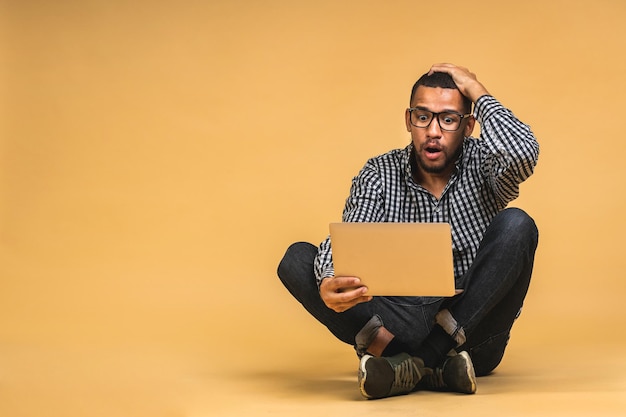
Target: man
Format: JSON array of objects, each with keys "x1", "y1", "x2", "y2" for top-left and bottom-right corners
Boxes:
[{"x1": 277, "y1": 63, "x2": 539, "y2": 400}]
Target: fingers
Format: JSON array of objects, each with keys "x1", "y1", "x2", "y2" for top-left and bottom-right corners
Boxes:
[
  {"x1": 428, "y1": 63, "x2": 476, "y2": 86},
  {"x1": 323, "y1": 276, "x2": 362, "y2": 292},
  {"x1": 328, "y1": 291, "x2": 372, "y2": 313},
  {"x1": 427, "y1": 63, "x2": 489, "y2": 102},
  {"x1": 428, "y1": 63, "x2": 469, "y2": 76},
  {"x1": 320, "y1": 276, "x2": 373, "y2": 313}
]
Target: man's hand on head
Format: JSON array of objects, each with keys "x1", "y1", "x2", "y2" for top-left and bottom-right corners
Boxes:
[
  {"x1": 319, "y1": 276, "x2": 373, "y2": 313},
  {"x1": 428, "y1": 63, "x2": 490, "y2": 103}
]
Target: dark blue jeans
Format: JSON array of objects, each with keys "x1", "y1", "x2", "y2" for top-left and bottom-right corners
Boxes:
[{"x1": 277, "y1": 208, "x2": 538, "y2": 376}]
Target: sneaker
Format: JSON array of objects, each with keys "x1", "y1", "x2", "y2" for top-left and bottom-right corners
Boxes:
[
  {"x1": 420, "y1": 351, "x2": 477, "y2": 394},
  {"x1": 358, "y1": 353, "x2": 425, "y2": 399}
]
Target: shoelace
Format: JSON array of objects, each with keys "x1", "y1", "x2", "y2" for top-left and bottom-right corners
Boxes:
[
  {"x1": 392, "y1": 358, "x2": 421, "y2": 390},
  {"x1": 423, "y1": 367, "x2": 446, "y2": 389}
]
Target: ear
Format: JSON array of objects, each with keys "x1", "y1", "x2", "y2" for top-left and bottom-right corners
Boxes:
[
  {"x1": 405, "y1": 108, "x2": 412, "y2": 132},
  {"x1": 463, "y1": 115, "x2": 476, "y2": 137}
]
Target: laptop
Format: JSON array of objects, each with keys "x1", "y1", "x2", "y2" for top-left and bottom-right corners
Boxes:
[{"x1": 329, "y1": 222, "x2": 456, "y2": 296}]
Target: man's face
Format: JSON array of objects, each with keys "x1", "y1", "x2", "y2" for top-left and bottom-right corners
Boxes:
[{"x1": 405, "y1": 86, "x2": 475, "y2": 176}]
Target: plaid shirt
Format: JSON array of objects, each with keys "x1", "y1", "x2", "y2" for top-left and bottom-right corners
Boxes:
[{"x1": 314, "y1": 95, "x2": 539, "y2": 287}]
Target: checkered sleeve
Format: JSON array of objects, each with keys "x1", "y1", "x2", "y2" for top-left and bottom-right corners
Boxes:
[{"x1": 475, "y1": 95, "x2": 540, "y2": 205}]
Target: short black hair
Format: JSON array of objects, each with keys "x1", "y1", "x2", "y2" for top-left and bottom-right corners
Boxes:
[{"x1": 409, "y1": 71, "x2": 471, "y2": 113}]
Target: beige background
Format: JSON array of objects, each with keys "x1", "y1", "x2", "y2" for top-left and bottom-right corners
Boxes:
[{"x1": 1, "y1": 1, "x2": 625, "y2": 416}]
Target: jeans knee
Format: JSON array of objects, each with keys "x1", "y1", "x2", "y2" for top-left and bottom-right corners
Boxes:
[
  {"x1": 277, "y1": 241, "x2": 317, "y2": 283},
  {"x1": 466, "y1": 331, "x2": 510, "y2": 376},
  {"x1": 496, "y1": 208, "x2": 539, "y2": 249}
]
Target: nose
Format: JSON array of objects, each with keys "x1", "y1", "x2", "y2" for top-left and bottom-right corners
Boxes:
[{"x1": 426, "y1": 115, "x2": 443, "y2": 137}]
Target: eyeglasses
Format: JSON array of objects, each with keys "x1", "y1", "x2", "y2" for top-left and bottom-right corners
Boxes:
[{"x1": 407, "y1": 107, "x2": 472, "y2": 132}]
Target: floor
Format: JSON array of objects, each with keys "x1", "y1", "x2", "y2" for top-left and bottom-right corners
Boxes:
[
  {"x1": 1, "y1": 303, "x2": 625, "y2": 417},
  {"x1": 204, "y1": 341, "x2": 626, "y2": 417}
]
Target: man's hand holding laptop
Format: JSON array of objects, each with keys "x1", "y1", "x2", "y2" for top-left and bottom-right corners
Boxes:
[{"x1": 319, "y1": 276, "x2": 372, "y2": 313}]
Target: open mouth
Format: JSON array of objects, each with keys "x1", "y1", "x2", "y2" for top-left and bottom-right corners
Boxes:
[{"x1": 424, "y1": 143, "x2": 443, "y2": 158}]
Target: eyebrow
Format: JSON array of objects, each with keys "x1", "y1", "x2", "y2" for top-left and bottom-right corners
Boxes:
[{"x1": 410, "y1": 105, "x2": 464, "y2": 114}]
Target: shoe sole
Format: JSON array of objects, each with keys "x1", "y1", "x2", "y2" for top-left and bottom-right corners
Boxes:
[
  {"x1": 358, "y1": 354, "x2": 373, "y2": 399},
  {"x1": 458, "y1": 351, "x2": 477, "y2": 394}
]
